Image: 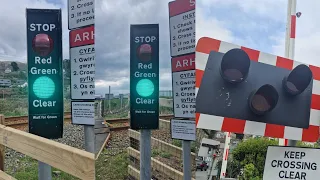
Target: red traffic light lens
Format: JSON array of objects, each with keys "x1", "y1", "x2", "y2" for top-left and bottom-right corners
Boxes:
[
  {"x1": 249, "y1": 84, "x2": 279, "y2": 115},
  {"x1": 32, "y1": 34, "x2": 54, "y2": 57},
  {"x1": 137, "y1": 43, "x2": 152, "y2": 62},
  {"x1": 283, "y1": 64, "x2": 312, "y2": 96},
  {"x1": 220, "y1": 48, "x2": 250, "y2": 83}
]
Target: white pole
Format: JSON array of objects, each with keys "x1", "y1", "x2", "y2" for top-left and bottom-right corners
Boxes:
[
  {"x1": 279, "y1": 0, "x2": 297, "y2": 147},
  {"x1": 220, "y1": 132, "x2": 231, "y2": 178}
]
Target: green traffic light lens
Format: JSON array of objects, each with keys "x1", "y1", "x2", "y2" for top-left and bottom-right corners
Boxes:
[
  {"x1": 136, "y1": 79, "x2": 154, "y2": 97},
  {"x1": 33, "y1": 76, "x2": 55, "y2": 98}
]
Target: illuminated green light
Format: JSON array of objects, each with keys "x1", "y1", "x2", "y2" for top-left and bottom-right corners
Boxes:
[
  {"x1": 136, "y1": 79, "x2": 154, "y2": 97},
  {"x1": 33, "y1": 76, "x2": 55, "y2": 98}
]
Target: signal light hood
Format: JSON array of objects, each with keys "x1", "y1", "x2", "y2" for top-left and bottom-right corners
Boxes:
[
  {"x1": 220, "y1": 48, "x2": 251, "y2": 84},
  {"x1": 282, "y1": 64, "x2": 313, "y2": 96},
  {"x1": 248, "y1": 84, "x2": 279, "y2": 116}
]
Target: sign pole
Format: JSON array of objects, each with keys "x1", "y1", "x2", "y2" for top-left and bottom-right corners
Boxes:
[
  {"x1": 68, "y1": 0, "x2": 96, "y2": 157},
  {"x1": 182, "y1": 140, "x2": 191, "y2": 180},
  {"x1": 108, "y1": 86, "x2": 111, "y2": 112},
  {"x1": 169, "y1": 1, "x2": 196, "y2": 179},
  {"x1": 38, "y1": 161, "x2": 52, "y2": 180},
  {"x1": 286, "y1": 0, "x2": 297, "y2": 147},
  {"x1": 140, "y1": 130, "x2": 152, "y2": 180},
  {"x1": 84, "y1": 125, "x2": 95, "y2": 153}
]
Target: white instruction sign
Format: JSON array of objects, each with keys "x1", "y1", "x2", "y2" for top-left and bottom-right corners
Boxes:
[
  {"x1": 70, "y1": 44, "x2": 95, "y2": 100},
  {"x1": 171, "y1": 119, "x2": 196, "y2": 141},
  {"x1": 172, "y1": 54, "x2": 195, "y2": 118},
  {"x1": 263, "y1": 146, "x2": 319, "y2": 180},
  {"x1": 72, "y1": 101, "x2": 95, "y2": 125},
  {"x1": 68, "y1": 0, "x2": 95, "y2": 30},
  {"x1": 169, "y1": 9, "x2": 195, "y2": 56},
  {"x1": 172, "y1": 70, "x2": 196, "y2": 117}
]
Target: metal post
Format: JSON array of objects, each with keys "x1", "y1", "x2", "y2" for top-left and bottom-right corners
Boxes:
[
  {"x1": 220, "y1": 132, "x2": 231, "y2": 178},
  {"x1": 207, "y1": 147, "x2": 214, "y2": 180},
  {"x1": 84, "y1": 125, "x2": 95, "y2": 153},
  {"x1": 285, "y1": 0, "x2": 297, "y2": 147},
  {"x1": 140, "y1": 129, "x2": 151, "y2": 180},
  {"x1": 120, "y1": 95, "x2": 123, "y2": 108},
  {"x1": 108, "y1": 86, "x2": 111, "y2": 112},
  {"x1": 182, "y1": 140, "x2": 191, "y2": 180},
  {"x1": 83, "y1": 100, "x2": 98, "y2": 153},
  {"x1": 38, "y1": 161, "x2": 52, "y2": 180}
]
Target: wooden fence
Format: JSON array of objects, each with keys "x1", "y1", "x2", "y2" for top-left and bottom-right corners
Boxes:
[
  {"x1": 0, "y1": 115, "x2": 95, "y2": 180},
  {"x1": 128, "y1": 129, "x2": 196, "y2": 180}
]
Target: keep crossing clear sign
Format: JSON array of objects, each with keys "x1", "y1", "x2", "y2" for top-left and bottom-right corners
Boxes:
[{"x1": 263, "y1": 146, "x2": 319, "y2": 180}]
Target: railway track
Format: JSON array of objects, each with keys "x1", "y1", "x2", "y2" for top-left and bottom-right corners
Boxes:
[
  {"x1": 5, "y1": 113, "x2": 174, "y2": 131},
  {"x1": 105, "y1": 114, "x2": 174, "y2": 131}
]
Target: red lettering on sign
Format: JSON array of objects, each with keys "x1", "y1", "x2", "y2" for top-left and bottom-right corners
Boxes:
[
  {"x1": 69, "y1": 26, "x2": 94, "y2": 48},
  {"x1": 172, "y1": 53, "x2": 195, "y2": 72},
  {"x1": 169, "y1": 0, "x2": 195, "y2": 17}
]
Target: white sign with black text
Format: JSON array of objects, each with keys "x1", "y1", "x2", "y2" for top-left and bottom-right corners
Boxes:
[
  {"x1": 70, "y1": 44, "x2": 95, "y2": 100},
  {"x1": 172, "y1": 70, "x2": 195, "y2": 118},
  {"x1": 169, "y1": 9, "x2": 195, "y2": 57},
  {"x1": 68, "y1": 0, "x2": 95, "y2": 30},
  {"x1": 171, "y1": 119, "x2": 196, "y2": 141},
  {"x1": 72, "y1": 101, "x2": 95, "y2": 125},
  {"x1": 263, "y1": 146, "x2": 319, "y2": 180}
]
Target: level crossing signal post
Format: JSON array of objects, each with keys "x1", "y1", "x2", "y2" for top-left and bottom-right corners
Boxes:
[
  {"x1": 130, "y1": 24, "x2": 159, "y2": 180},
  {"x1": 26, "y1": 8, "x2": 63, "y2": 180},
  {"x1": 196, "y1": 45, "x2": 313, "y2": 130},
  {"x1": 195, "y1": 37, "x2": 320, "y2": 180}
]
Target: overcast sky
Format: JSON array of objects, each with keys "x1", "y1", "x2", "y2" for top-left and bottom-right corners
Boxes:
[{"x1": 0, "y1": 0, "x2": 320, "y2": 95}]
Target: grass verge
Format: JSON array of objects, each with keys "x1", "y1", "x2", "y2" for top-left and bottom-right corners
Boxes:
[
  {"x1": 95, "y1": 148, "x2": 129, "y2": 180},
  {"x1": 7, "y1": 156, "x2": 78, "y2": 180}
]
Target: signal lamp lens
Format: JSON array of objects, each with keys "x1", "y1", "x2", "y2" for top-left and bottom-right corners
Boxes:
[
  {"x1": 220, "y1": 48, "x2": 250, "y2": 83},
  {"x1": 249, "y1": 84, "x2": 279, "y2": 115},
  {"x1": 32, "y1": 33, "x2": 54, "y2": 56},
  {"x1": 33, "y1": 76, "x2": 55, "y2": 99},
  {"x1": 136, "y1": 79, "x2": 154, "y2": 97},
  {"x1": 283, "y1": 64, "x2": 312, "y2": 96},
  {"x1": 137, "y1": 44, "x2": 152, "y2": 62}
]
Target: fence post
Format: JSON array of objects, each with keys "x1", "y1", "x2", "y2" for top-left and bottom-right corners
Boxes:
[{"x1": 0, "y1": 115, "x2": 4, "y2": 171}]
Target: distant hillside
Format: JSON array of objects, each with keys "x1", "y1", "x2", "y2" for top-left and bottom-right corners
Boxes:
[{"x1": 0, "y1": 61, "x2": 27, "y2": 72}]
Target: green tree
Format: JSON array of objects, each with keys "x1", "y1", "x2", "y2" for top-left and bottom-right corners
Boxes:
[
  {"x1": 296, "y1": 141, "x2": 319, "y2": 148},
  {"x1": 216, "y1": 158, "x2": 241, "y2": 179},
  {"x1": 18, "y1": 71, "x2": 27, "y2": 80},
  {"x1": 242, "y1": 163, "x2": 261, "y2": 180},
  {"x1": 11, "y1": 62, "x2": 19, "y2": 71},
  {"x1": 63, "y1": 59, "x2": 71, "y2": 78},
  {"x1": 231, "y1": 138, "x2": 278, "y2": 178}
]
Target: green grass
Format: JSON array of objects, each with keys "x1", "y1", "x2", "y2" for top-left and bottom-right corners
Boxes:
[
  {"x1": 95, "y1": 149, "x2": 129, "y2": 180},
  {"x1": 159, "y1": 152, "x2": 171, "y2": 159},
  {"x1": 0, "y1": 98, "x2": 71, "y2": 117},
  {"x1": 172, "y1": 139, "x2": 197, "y2": 153},
  {"x1": 103, "y1": 98, "x2": 129, "y2": 111},
  {"x1": 159, "y1": 106, "x2": 173, "y2": 114},
  {"x1": 7, "y1": 156, "x2": 78, "y2": 180},
  {"x1": 104, "y1": 111, "x2": 129, "y2": 119},
  {"x1": 151, "y1": 149, "x2": 172, "y2": 159},
  {"x1": 151, "y1": 149, "x2": 161, "y2": 157}
]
